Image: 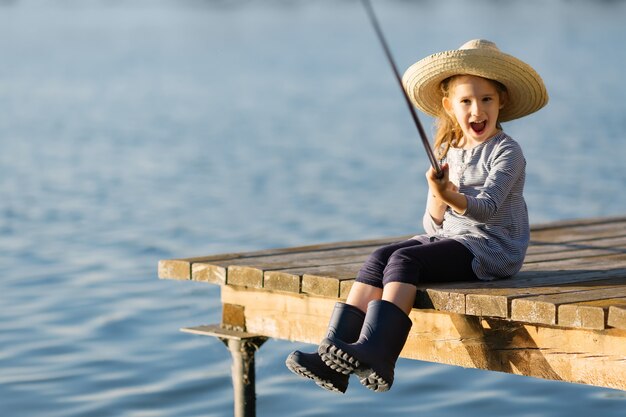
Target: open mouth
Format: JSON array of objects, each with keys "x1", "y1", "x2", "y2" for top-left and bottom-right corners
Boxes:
[{"x1": 470, "y1": 120, "x2": 487, "y2": 134}]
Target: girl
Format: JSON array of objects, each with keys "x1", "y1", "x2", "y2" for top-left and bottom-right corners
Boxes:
[{"x1": 286, "y1": 39, "x2": 548, "y2": 394}]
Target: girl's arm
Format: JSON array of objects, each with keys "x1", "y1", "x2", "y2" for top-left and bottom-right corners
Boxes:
[
  {"x1": 423, "y1": 168, "x2": 460, "y2": 234},
  {"x1": 426, "y1": 192, "x2": 447, "y2": 225},
  {"x1": 426, "y1": 177, "x2": 459, "y2": 224}
]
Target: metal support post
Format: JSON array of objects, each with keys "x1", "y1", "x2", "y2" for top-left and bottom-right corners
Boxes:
[{"x1": 182, "y1": 325, "x2": 268, "y2": 417}]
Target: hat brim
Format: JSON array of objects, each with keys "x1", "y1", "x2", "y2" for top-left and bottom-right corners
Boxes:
[{"x1": 402, "y1": 48, "x2": 548, "y2": 122}]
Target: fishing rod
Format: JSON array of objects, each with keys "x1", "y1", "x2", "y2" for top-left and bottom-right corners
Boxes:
[{"x1": 361, "y1": 0, "x2": 443, "y2": 179}]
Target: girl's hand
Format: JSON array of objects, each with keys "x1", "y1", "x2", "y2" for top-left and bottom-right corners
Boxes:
[
  {"x1": 426, "y1": 163, "x2": 454, "y2": 198},
  {"x1": 426, "y1": 163, "x2": 468, "y2": 215}
]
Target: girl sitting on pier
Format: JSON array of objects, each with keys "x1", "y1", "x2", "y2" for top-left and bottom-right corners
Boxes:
[{"x1": 286, "y1": 39, "x2": 548, "y2": 393}]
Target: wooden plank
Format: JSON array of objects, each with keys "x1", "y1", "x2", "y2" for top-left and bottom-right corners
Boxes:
[
  {"x1": 191, "y1": 250, "x2": 371, "y2": 286},
  {"x1": 465, "y1": 278, "x2": 622, "y2": 318},
  {"x1": 301, "y1": 275, "x2": 341, "y2": 298},
  {"x1": 529, "y1": 225, "x2": 626, "y2": 243},
  {"x1": 461, "y1": 276, "x2": 626, "y2": 319},
  {"x1": 524, "y1": 235, "x2": 626, "y2": 263},
  {"x1": 191, "y1": 246, "x2": 375, "y2": 283},
  {"x1": 608, "y1": 304, "x2": 626, "y2": 330},
  {"x1": 192, "y1": 239, "x2": 404, "y2": 288},
  {"x1": 526, "y1": 234, "x2": 626, "y2": 256},
  {"x1": 527, "y1": 223, "x2": 626, "y2": 255},
  {"x1": 263, "y1": 270, "x2": 301, "y2": 293},
  {"x1": 529, "y1": 216, "x2": 626, "y2": 236},
  {"x1": 220, "y1": 285, "x2": 626, "y2": 392},
  {"x1": 158, "y1": 259, "x2": 194, "y2": 280},
  {"x1": 262, "y1": 262, "x2": 365, "y2": 295},
  {"x1": 160, "y1": 235, "x2": 406, "y2": 281},
  {"x1": 227, "y1": 265, "x2": 265, "y2": 288},
  {"x1": 511, "y1": 287, "x2": 626, "y2": 326},
  {"x1": 226, "y1": 253, "x2": 369, "y2": 289},
  {"x1": 181, "y1": 324, "x2": 264, "y2": 340},
  {"x1": 416, "y1": 256, "x2": 626, "y2": 318},
  {"x1": 192, "y1": 262, "x2": 227, "y2": 285},
  {"x1": 161, "y1": 252, "x2": 287, "y2": 281},
  {"x1": 529, "y1": 215, "x2": 626, "y2": 232},
  {"x1": 300, "y1": 264, "x2": 363, "y2": 297},
  {"x1": 521, "y1": 251, "x2": 626, "y2": 271},
  {"x1": 559, "y1": 298, "x2": 626, "y2": 330},
  {"x1": 415, "y1": 286, "x2": 467, "y2": 314}
]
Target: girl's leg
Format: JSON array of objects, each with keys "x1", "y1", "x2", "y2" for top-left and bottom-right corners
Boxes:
[
  {"x1": 355, "y1": 239, "x2": 424, "y2": 290},
  {"x1": 285, "y1": 239, "x2": 422, "y2": 392},
  {"x1": 320, "y1": 239, "x2": 477, "y2": 392},
  {"x1": 349, "y1": 239, "x2": 424, "y2": 313},
  {"x1": 346, "y1": 282, "x2": 382, "y2": 314},
  {"x1": 381, "y1": 239, "x2": 476, "y2": 314},
  {"x1": 381, "y1": 282, "x2": 417, "y2": 315}
]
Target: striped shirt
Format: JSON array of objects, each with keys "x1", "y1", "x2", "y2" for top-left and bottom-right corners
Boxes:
[{"x1": 422, "y1": 131, "x2": 529, "y2": 280}]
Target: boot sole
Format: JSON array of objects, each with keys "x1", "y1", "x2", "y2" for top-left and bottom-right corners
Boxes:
[
  {"x1": 319, "y1": 343, "x2": 391, "y2": 393},
  {"x1": 355, "y1": 368, "x2": 390, "y2": 393},
  {"x1": 285, "y1": 356, "x2": 345, "y2": 394},
  {"x1": 318, "y1": 342, "x2": 359, "y2": 375}
]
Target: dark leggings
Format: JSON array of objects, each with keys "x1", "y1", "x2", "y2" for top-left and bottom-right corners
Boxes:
[{"x1": 355, "y1": 237, "x2": 478, "y2": 288}]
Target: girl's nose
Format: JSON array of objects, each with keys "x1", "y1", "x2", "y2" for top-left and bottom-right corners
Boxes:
[{"x1": 471, "y1": 101, "x2": 482, "y2": 116}]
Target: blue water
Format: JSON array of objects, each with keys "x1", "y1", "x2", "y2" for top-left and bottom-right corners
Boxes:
[{"x1": 1, "y1": 1, "x2": 625, "y2": 416}]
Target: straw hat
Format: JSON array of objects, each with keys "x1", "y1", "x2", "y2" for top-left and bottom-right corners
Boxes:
[{"x1": 402, "y1": 39, "x2": 548, "y2": 122}]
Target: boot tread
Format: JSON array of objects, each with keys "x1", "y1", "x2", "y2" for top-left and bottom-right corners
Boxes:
[
  {"x1": 319, "y1": 342, "x2": 360, "y2": 374},
  {"x1": 285, "y1": 354, "x2": 345, "y2": 394}
]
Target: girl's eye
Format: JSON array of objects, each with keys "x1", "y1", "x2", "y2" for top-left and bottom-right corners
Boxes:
[
  {"x1": 483, "y1": 97, "x2": 493, "y2": 102},
  {"x1": 461, "y1": 99, "x2": 471, "y2": 104}
]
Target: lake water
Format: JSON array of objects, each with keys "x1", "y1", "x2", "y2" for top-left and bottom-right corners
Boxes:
[{"x1": 1, "y1": 1, "x2": 625, "y2": 416}]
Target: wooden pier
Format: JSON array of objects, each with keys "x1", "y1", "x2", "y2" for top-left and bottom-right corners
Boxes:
[{"x1": 159, "y1": 215, "x2": 626, "y2": 415}]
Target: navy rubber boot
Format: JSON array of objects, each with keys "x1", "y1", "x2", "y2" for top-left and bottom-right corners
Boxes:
[
  {"x1": 285, "y1": 302, "x2": 365, "y2": 393},
  {"x1": 318, "y1": 299, "x2": 412, "y2": 392}
]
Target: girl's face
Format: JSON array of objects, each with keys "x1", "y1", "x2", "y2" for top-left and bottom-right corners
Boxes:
[{"x1": 442, "y1": 75, "x2": 503, "y2": 146}]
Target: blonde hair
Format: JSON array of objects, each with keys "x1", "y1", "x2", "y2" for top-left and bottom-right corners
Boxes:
[{"x1": 433, "y1": 75, "x2": 507, "y2": 159}]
